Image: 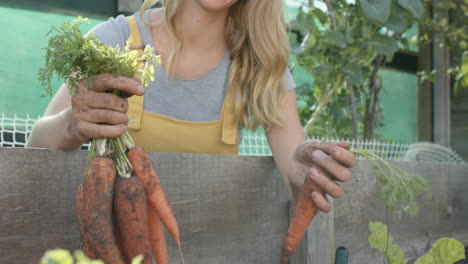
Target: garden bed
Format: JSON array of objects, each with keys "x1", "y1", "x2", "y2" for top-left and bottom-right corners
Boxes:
[{"x1": 0, "y1": 148, "x2": 467, "y2": 263}]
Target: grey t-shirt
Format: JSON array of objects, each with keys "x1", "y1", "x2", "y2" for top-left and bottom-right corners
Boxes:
[{"x1": 87, "y1": 10, "x2": 296, "y2": 130}]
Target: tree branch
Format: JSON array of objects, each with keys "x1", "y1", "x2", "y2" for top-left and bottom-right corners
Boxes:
[
  {"x1": 324, "y1": 0, "x2": 338, "y2": 30},
  {"x1": 348, "y1": 82, "x2": 359, "y2": 140},
  {"x1": 364, "y1": 55, "x2": 386, "y2": 139}
]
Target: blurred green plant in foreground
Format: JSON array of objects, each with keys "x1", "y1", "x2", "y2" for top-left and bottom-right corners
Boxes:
[{"x1": 39, "y1": 249, "x2": 143, "y2": 264}]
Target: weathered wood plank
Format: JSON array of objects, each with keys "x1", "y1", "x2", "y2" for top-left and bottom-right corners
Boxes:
[
  {"x1": 335, "y1": 161, "x2": 468, "y2": 263},
  {"x1": 432, "y1": 0, "x2": 452, "y2": 146},
  {"x1": 1, "y1": 148, "x2": 467, "y2": 263},
  {"x1": 0, "y1": 148, "x2": 290, "y2": 264}
]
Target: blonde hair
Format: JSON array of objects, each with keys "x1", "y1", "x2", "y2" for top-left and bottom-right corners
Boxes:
[{"x1": 141, "y1": 0, "x2": 290, "y2": 131}]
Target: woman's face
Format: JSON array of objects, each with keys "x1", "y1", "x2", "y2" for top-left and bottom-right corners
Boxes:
[{"x1": 192, "y1": 0, "x2": 238, "y2": 12}]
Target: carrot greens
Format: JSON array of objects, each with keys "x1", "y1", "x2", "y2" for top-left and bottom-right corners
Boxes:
[{"x1": 38, "y1": 16, "x2": 160, "y2": 177}]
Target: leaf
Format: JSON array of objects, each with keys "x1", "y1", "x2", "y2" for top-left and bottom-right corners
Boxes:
[
  {"x1": 40, "y1": 249, "x2": 73, "y2": 264},
  {"x1": 297, "y1": 9, "x2": 315, "y2": 31},
  {"x1": 368, "y1": 34, "x2": 400, "y2": 56},
  {"x1": 289, "y1": 20, "x2": 309, "y2": 54},
  {"x1": 342, "y1": 62, "x2": 364, "y2": 84},
  {"x1": 360, "y1": 0, "x2": 392, "y2": 24},
  {"x1": 369, "y1": 221, "x2": 393, "y2": 252},
  {"x1": 306, "y1": 33, "x2": 317, "y2": 49},
  {"x1": 297, "y1": 99, "x2": 308, "y2": 109},
  {"x1": 131, "y1": 255, "x2": 144, "y2": 264},
  {"x1": 313, "y1": 63, "x2": 333, "y2": 74},
  {"x1": 369, "y1": 221, "x2": 407, "y2": 264},
  {"x1": 400, "y1": 37, "x2": 410, "y2": 50},
  {"x1": 322, "y1": 31, "x2": 347, "y2": 48},
  {"x1": 415, "y1": 238, "x2": 465, "y2": 264},
  {"x1": 397, "y1": 0, "x2": 424, "y2": 19},
  {"x1": 386, "y1": 3, "x2": 410, "y2": 33}
]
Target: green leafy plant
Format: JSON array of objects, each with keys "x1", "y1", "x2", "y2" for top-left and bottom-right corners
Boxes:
[
  {"x1": 291, "y1": 0, "x2": 422, "y2": 140},
  {"x1": 291, "y1": 0, "x2": 467, "y2": 140},
  {"x1": 352, "y1": 149, "x2": 428, "y2": 217},
  {"x1": 369, "y1": 221, "x2": 406, "y2": 264},
  {"x1": 414, "y1": 238, "x2": 466, "y2": 264},
  {"x1": 416, "y1": 0, "x2": 468, "y2": 96},
  {"x1": 368, "y1": 222, "x2": 466, "y2": 264},
  {"x1": 38, "y1": 17, "x2": 160, "y2": 177},
  {"x1": 39, "y1": 249, "x2": 143, "y2": 264}
]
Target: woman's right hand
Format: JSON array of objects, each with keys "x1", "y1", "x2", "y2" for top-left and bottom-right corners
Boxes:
[{"x1": 68, "y1": 73, "x2": 145, "y2": 143}]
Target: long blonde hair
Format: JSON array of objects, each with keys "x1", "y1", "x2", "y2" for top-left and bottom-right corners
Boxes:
[{"x1": 141, "y1": 0, "x2": 290, "y2": 131}]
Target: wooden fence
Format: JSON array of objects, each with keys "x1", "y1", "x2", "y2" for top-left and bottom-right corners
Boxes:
[{"x1": 0, "y1": 148, "x2": 467, "y2": 263}]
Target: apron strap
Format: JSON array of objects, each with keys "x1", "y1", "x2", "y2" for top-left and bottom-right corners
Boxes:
[
  {"x1": 126, "y1": 15, "x2": 144, "y2": 130},
  {"x1": 220, "y1": 90, "x2": 239, "y2": 145}
]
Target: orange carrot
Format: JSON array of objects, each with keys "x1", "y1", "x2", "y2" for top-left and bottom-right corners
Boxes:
[
  {"x1": 76, "y1": 184, "x2": 97, "y2": 260},
  {"x1": 80, "y1": 157, "x2": 125, "y2": 264},
  {"x1": 281, "y1": 176, "x2": 323, "y2": 263},
  {"x1": 112, "y1": 208, "x2": 129, "y2": 263},
  {"x1": 127, "y1": 147, "x2": 181, "y2": 247},
  {"x1": 148, "y1": 206, "x2": 169, "y2": 264},
  {"x1": 114, "y1": 176, "x2": 154, "y2": 264}
]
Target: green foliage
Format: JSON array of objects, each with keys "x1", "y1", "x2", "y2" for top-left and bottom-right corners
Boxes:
[
  {"x1": 292, "y1": 0, "x2": 421, "y2": 139},
  {"x1": 40, "y1": 249, "x2": 142, "y2": 264},
  {"x1": 414, "y1": 238, "x2": 465, "y2": 264},
  {"x1": 368, "y1": 222, "x2": 466, "y2": 264},
  {"x1": 38, "y1": 16, "x2": 158, "y2": 97},
  {"x1": 367, "y1": 34, "x2": 399, "y2": 56},
  {"x1": 397, "y1": 0, "x2": 424, "y2": 19},
  {"x1": 369, "y1": 221, "x2": 406, "y2": 264},
  {"x1": 415, "y1": 0, "x2": 467, "y2": 95},
  {"x1": 360, "y1": 0, "x2": 392, "y2": 24},
  {"x1": 352, "y1": 149, "x2": 428, "y2": 217}
]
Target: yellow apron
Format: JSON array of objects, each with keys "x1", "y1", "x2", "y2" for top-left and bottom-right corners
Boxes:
[{"x1": 125, "y1": 16, "x2": 239, "y2": 154}]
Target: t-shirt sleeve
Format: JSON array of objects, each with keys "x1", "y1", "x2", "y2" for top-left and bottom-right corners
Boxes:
[
  {"x1": 83, "y1": 15, "x2": 130, "y2": 50},
  {"x1": 284, "y1": 68, "x2": 296, "y2": 91}
]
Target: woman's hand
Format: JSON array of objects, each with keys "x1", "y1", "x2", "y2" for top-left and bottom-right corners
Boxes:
[
  {"x1": 287, "y1": 140, "x2": 357, "y2": 212},
  {"x1": 68, "y1": 73, "x2": 144, "y2": 143}
]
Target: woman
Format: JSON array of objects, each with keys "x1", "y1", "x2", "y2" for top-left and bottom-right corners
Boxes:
[{"x1": 27, "y1": 0, "x2": 356, "y2": 213}]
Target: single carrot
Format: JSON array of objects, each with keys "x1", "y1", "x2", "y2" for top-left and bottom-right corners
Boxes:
[
  {"x1": 80, "y1": 157, "x2": 125, "y2": 264},
  {"x1": 76, "y1": 184, "x2": 97, "y2": 260},
  {"x1": 281, "y1": 176, "x2": 323, "y2": 263},
  {"x1": 114, "y1": 176, "x2": 154, "y2": 264},
  {"x1": 127, "y1": 147, "x2": 181, "y2": 247},
  {"x1": 113, "y1": 208, "x2": 129, "y2": 263},
  {"x1": 148, "y1": 206, "x2": 169, "y2": 264}
]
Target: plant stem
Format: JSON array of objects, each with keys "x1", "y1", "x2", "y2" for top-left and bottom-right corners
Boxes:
[
  {"x1": 324, "y1": 0, "x2": 338, "y2": 30},
  {"x1": 303, "y1": 87, "x2": 335, "y2": 134},
  {"x1": 348, "y1": 82, "x2": 359, "y2": 140},
  {"x1": 304, "y1": 76, "x2": 344, "y2": 135}
]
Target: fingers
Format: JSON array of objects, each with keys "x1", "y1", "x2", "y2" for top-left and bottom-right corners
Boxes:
[
  {"x1": 330, "y1": 146, "x2": 357, "y2": 168},
  {"x1": 84, "y1": 92, "x2": 129, "y2": 113},
  {"x1": 294, "y1": 140, "x2": 325, "y2": 165},
  {"x1": 79, "y1": 73, "x2": 144, "y2": 96},
  {"x1": 311, "y1": 191, "x2": 331, "y2": 213},
  {"x1": 73, "y1": 109, "x2": 128, "y2": 125},
  {"x1": 334, "y1": 141, "x2": 350, "y2": 150},
  {"x1": 308, "y1": 167, "x2": 343, "y2": 199},
  {"x1": 310, "y1": 150, "x2": 352, "y2": 182},
  {"x1": 75, "y1": 121, "x2": 127, "y2": 139},
  {"x1": 295, "y1": 140, "x2": 357, "y2": 168},
  {"x1": 68, "y1": 73, "x2": 140, "y2": 142}
]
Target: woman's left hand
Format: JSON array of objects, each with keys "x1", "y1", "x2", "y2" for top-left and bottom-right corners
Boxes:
[{"x1": 287, "y1": 140, "x2": 357, "y2": 212}]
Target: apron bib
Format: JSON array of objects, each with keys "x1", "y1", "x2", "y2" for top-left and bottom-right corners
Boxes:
[{"x1": 125, "y1": 16, "x2": 238, "y2": 154}]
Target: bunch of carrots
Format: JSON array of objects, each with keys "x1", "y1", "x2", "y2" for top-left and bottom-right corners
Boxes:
[
  {"x1": 76, "y1": 141, "x2": 183, "y2": 264},
  {"x1": 38, "y1": 17, "x2": 183, "y2": 264}
]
